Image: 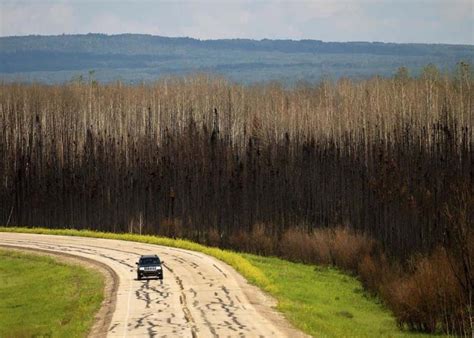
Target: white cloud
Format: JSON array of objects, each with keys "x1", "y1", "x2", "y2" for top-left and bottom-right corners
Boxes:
[
  {"x1": 172, "y1": 1, "x2": 363, "y2": 39},
  {"x1": 0, "y1": 3, "x2": 77, "y2": 36},
  {"x1": 0, "y1": 2, "x2": 163, "y2": 36},
  {"x1": 88, "y1": 13, "x2": 162, "y2": 35},
  {"x1": 292, "y1": 1, "x2": 359, "y2": 20},
  {"x1": 441, "y1": 0, "x2": 473, "y2": 21},
  {"x1": 0, "y1": 0, "x2": 471, "y2": 43}
]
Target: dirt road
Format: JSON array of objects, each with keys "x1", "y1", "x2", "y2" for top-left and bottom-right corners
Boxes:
[{"x1": 0, "y1": 232, "x2": 307, "y2": 337}]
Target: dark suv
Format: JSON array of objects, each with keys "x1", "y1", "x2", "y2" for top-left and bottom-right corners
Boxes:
[{"x1": 136, "y1": 255, "x2": 164, "y2": 280}]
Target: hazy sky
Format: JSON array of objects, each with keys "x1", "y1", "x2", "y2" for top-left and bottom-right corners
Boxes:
[{"x1": 1, "y1": 0, "x2": 473, "y2": 44}]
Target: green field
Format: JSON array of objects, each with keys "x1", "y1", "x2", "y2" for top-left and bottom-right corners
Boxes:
[
  {"x1": 0, "y1": 249, "x2": 104, "y2": 338},
  {"x1": 0, "y1": 227, "x2": 436, "y2": 337}
]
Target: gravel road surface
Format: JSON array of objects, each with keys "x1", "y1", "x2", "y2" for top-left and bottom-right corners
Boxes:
[{"x1": 0, "y1": 232, "x2": 307, "y2": 338}]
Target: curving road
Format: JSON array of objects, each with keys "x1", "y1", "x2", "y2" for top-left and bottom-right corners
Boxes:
[{"x1": 0, "y1": 232, "x2": 307, "y2": 338}]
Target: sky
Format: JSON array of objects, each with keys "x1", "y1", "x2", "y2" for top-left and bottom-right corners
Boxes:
[{"x1": 0, "y1": 0, "x2": 473, "y2": 44}]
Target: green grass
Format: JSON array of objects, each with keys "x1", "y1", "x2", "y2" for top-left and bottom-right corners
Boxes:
[
  {"x1": 0, "y1": 227, "x2": 435, "y2": 337},
  {"x1": 0, "y1": 249, "x2": 104, "y2": 338},
  {"x1": 243, "y1": 254, "x2": 434, "y2": 338}
]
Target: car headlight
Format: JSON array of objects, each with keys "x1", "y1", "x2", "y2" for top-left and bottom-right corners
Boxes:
[
  {"x1": 139, "y1": 267, "x2": 144, "y2": 271},
  {"x1": 157, "y1": 266, "x2": 162, "y2": 270}
]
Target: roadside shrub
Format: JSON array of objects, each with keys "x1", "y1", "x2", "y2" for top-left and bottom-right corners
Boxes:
[
  {"x1": 280, "y1": 227, "x2": 377, "y2": 270},
  {"x1": 357, "y1": 253, "x2": 396, "y2": 294},
  {"x1": 309, "y1": 230, "x2": 333, "y2": 265},
  {"x1": 249, "y1": 223, "x2": 275, "y2": 256},
  {"x1": 326, "y1": 227, "x2": 378, "y2": 272},
  {"x1": 279, "y1": 227, "x2": 340, "y2": 265},
  {"x1": 228, "y1": 223, "x2": 275, "y2": 255},
  {"x1": 280, "y1": 228, "x2": 326, "y2": 264},
  {"x1": 382, "y1": 248, "x2": 469, "y2": 334}
]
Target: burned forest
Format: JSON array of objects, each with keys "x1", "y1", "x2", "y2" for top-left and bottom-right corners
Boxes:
[{"x1": 1, "y1": 65, "x2": 472, "y2": 334}]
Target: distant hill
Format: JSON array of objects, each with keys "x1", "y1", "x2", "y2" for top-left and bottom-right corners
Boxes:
[{"x1": 0, "y1": 34, "x2": 473, "y2": 84}]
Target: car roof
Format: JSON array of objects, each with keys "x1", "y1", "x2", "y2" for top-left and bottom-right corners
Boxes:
[{"x1": 140, "y1": 255, "x2": 159, "y2": 259}]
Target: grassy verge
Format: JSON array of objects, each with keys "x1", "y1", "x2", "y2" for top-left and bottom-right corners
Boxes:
[
  {"x1": 0, "y1": 227, "x2": 432, "y2": 337},
  {"x1": 243, "y1": 254, "x2": 434, "y2": 337},
  {"x1": 0, "y1": 248, "x2": 104, "y2": 337}
]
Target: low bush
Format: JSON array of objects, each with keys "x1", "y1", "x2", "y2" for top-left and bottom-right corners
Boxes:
[
  {"x1": 327, "y1": 227, "x2": 378, "y2": 272},
  {"x1": 280, "y1": 228, "x2": 330, "y2": 264},
  {"x1": 249, "y1": 223, "x2": 275, "y2": 256},
  {"x1": 358, "y1": 253, "x2": 396, "y2": 294},
  {"x1": 280, "y1": 227, "x2": 377, "y2": 270},
  {"x1": 382, "y1": 248, "x2": 471, "y2": 334},
  {"x1": 227, "y1": 223, "x2": 275, "y2": 255}
]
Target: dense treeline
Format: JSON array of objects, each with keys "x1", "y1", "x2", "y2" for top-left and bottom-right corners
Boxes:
[
  {"x1": 1, "y1": 66, "x2": 471, "y2": 255},
  {"x1": 0, "y1": 65, "x2": 472, "y2": 334},
  {"x1": 3, "y1": 33, "x2": 471, "y2": 56}
]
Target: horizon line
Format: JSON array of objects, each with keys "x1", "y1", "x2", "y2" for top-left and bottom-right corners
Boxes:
[{"x1": 1, "y1": 33, "x2": 472, "y2": 47}]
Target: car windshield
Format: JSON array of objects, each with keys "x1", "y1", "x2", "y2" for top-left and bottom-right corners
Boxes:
[{"x1": 140, "y1": 257, "x2": 160, "y2": 265}]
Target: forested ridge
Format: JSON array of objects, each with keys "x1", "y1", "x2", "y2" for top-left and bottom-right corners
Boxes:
[
  {"x1": 1, "y1": 34, "x2": 472, "y2": 83},
  {"x1": 3, "y1": 33, "x2": 471, "y2": 55}
]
